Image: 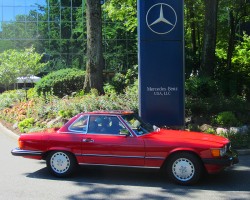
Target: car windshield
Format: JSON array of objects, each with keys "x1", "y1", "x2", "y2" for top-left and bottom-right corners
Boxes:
[{"x1": 121, "y1": 114, "x2": 154, "y2": 135}]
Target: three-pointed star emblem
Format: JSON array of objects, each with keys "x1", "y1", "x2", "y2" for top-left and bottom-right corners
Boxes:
[{"x1": 146, "y1": 3, "x2": 177, "y2": 35}]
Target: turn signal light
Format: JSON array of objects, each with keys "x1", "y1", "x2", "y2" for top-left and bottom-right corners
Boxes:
[
  {"x1": 211, "y1": 149, "x2": 220, "y2": 157},
  {"x1": 18, "y1": 140, "x2": 24, "y2": 149},
  {"x1": 211, "y1": 145, "x2": 227, "y2": 157}
]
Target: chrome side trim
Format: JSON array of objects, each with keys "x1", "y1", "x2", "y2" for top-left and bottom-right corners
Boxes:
[
  {"x1": 59, "y1": 131, "x2": 83, "y2": 134},
  {"x1": 75, "y1": 153, "x2": 165, "y2": 160},
  {"x1": 78, "y1": 163, "x2": 160, "y2": 169},
  {"x1": 80, "y1": 154, "x2": 144, "y2": 159},
  {"x1": 11, "y1": 148, "x2": 43, "y2": 156},
  {"x1": 145, "y1": 156, "x2": 165, "y2": 160}
]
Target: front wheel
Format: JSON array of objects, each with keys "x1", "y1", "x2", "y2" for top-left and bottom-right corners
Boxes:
[
  {"x1": 46, "y1": 151, "x2": 77, "y2": 177},
  {"x1": 166, "y1": 152, "x2": 203, "y2": 185}
]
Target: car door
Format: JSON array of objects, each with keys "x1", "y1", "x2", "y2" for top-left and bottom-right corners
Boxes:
[
  {"x1": 81, "y1": 115, "x2": 145, "y2": 167},
  {"x1": 58, "y1": 114, "x2": 89, "y2": 163}
]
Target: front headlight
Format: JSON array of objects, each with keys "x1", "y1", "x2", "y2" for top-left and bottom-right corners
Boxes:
[
  {"x1": 220, "y1": 145, "x2": 227, "y2": 156},
  {"x1": 211, "y1": 145, "x2": 227, "y2": 157}
]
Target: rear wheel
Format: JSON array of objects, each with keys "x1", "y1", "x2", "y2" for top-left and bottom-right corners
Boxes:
[
  {"x1": 166, "y1": 152, "x2": 203, "y2": 185},
  {"x1": 46, "y1": 151, "x2": 76, "y2": 177}
]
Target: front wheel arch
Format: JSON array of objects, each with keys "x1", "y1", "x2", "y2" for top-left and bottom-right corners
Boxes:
[{"x1": 162, "y1": 151, "x2": 205, "y2": 185}]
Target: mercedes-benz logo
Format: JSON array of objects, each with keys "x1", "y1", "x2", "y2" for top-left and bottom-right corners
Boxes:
[{"x1": 146, "y1": 3, "x2": 177, "y2": 35}]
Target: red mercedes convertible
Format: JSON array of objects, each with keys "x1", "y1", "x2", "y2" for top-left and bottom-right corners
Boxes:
[{"x1": 11, "y1": 110, "x2": 238, "y2": 185}]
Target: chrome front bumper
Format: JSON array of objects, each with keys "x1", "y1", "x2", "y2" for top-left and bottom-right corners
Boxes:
[
  {"x1": 11, "y1": 148, "x2": 43, "y2": 156},
  {"x1": 202, "y1": 149, "x2": 239, "y2": 166}
]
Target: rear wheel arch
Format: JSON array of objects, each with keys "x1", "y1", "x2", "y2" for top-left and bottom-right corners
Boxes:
[
  {"x1": 45, "y1": 150, "x2": 78, "y2": 177},
  {"x1": 43, "y1": 147, "x2": 74, "y2": 157}
]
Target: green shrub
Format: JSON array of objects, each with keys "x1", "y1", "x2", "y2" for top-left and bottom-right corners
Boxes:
[
  {"x1": 219, "y1": 131, "x2": 250, "y2": 149},
  {"x1": 18, "y1": 118, "x2": 35, "y2": 133},
  {"x1": 104, "y1": 65, "x2": 138, "y2": 94},
  {"x1": 0, "y1": 90, "x2": 26, "y2": 110},
  {"x1": 58, "y1": 110, "x2": 73, "y2": 119},
  {"x1": 35, "y1": 68, "x2": 85, "y2": 97},
  {"x1": 204, "y1": 128, "x2": 216, "y2": 134},
  {"x1": 186, "y1": 95, "x2": 248, "y2": 116},
  {"x1": 187, "y1": 124, "x2": 200, "y2": 132},
  {"x1": 185, "y1": 76, "x2": 217, "y2": 98},
  {"x1": 27, "y1": 88, "x2": 39, "y2": 99},
  {"x1": 103, "y1": 83, "x2": 117, "y2": 95},
  {"x1": 213, "y1": 111, "x2": 240, "y2": 127}
]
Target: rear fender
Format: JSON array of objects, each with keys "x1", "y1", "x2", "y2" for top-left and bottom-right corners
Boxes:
[{"x1": 43, "y1": 147, "x2": 76, "y2": 161}]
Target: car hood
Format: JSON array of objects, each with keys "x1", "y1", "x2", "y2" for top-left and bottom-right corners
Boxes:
[{"x1": 144, "y1": 129, "x2": 229, "y2": 146}]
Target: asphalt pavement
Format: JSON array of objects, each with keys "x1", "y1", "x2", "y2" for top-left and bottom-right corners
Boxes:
[{"x1": 1, "y1": 123, "x2": 250, "y2": 200}]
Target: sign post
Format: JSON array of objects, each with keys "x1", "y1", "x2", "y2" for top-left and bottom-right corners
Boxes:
[{"x1": 138, "y1": 0, "x2": 185, "y2": 126}]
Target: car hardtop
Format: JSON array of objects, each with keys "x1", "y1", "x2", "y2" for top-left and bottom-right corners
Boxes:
[{"x1": 83, "y1": 110, "x2": 134, "y2": 116}]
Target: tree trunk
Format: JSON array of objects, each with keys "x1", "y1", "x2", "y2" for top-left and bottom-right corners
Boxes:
[
  {"x1": 189, "y1": 2, "x2": 199, "y2": 74},
  {"x1": 200, "y1": 0, "x2": 218, "y2": 77},
  {"x1": 226, "y1": 10, "x2": 236, "y2": 70},
  {"x1": 84, "y1": 0, "x2": 104, "y2": 94}
]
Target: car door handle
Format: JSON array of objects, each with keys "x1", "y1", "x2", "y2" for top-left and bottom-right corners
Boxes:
[{"x1": 83, "y1": 138, "x2": 94, "y2": 143}]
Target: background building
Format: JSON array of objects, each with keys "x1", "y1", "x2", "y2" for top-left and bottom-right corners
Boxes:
[{"x1": 0, "y1": 0, "x2": 137, "y2": 73}]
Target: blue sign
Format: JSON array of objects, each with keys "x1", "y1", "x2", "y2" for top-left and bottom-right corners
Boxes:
[{"x1": 138, "y1": 0, "x2": 184, "y2": 126}]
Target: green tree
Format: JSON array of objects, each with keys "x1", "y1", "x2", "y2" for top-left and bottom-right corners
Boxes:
[
  {"x1": 185, "y1": 0, "x2": 204, "y2": 76},
  {"x1": 0, "y1": 51, "x2": 18, "y2": 89},
  {"x1": 231, "y1": 33, "x2": 250, "y2": 99},
  {"x1": 103, "y1": 0, "x2": 137, "y2": 71},
  {"x1": 215, "y1": 1, "x2": 250, "y2": 97},
  {"x1": 0, "y1": 47, "x2": 47, "y2": 89},
  {"x1": 103, "y1": 0, "x2": 137, "y2": 32},
  {"x1": 225, "y1": 0, "x2": 250, "y2": 70}
]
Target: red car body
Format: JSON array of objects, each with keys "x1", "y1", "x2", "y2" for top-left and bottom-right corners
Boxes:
[{"x1": 11, "y1": 111, "x2": 238, "y2": 185}]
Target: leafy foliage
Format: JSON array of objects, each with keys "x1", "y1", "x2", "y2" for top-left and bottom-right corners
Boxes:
[
  {"x1": 219, "y1": 131, "x2": 250, "y2": 149},
  {"x1": 35, "y1": 68, "x2": 85, "y2": 97},
  {"x1": 0, "y1": 90, "x2": 26, "y2": 110},
  {"x1": 0, "y1": 47, "x2": 46, "y2": 89},
  {"x1": 185, "y1": 76, "x2": 217, "y2": 98},
  {"x1": 213, "y1": 111, "x2": 240, "y2": 127},
  {"x1": 104, "y1": 65, "x2": 138, "y2": 94},
  {"x1": 18, "y1": 118, "x2": 35, "y2": 133},
  {"x1": 103, "y1": 0, "x2": 137, "y2": 32}
]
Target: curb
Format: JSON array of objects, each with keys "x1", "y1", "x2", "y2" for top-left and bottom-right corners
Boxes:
[
  {"x1": 0, "y1": 122, "x2": 19, "y2": 140},
  {"x1": 1, "y1": 122, "x2": 249, "y2": 156}
]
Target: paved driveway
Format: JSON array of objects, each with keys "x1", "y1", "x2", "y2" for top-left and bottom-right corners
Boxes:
[{"x1": 1, "y1": 124, "x2": 250, "y2": 200}]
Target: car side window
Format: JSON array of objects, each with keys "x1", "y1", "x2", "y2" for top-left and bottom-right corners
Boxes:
[
  {"x1": 87, "y1": 115, "x2": 126, "y2": 135},
  {"x1": 69, "y1": 115, "x2": 88, "y2": 133},
  {"x1": 108, "y1": 116, "x2": 125, "y2": 135}
]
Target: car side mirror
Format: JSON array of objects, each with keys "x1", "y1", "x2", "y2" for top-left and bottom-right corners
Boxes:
[
  {"x1": 153, "y1": 125, "x2": 160, "y2": 132},
  {"x1": 119, "y1": 129, "x2": 130, "y2": 136}
]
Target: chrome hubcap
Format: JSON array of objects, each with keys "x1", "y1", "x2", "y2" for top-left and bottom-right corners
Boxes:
[
  {"x1": 172, "y1": 158, "x2": 195, "y2": 181},
  {"x1": 50, "y1": 152, "x2": 70, "y2": 174}
]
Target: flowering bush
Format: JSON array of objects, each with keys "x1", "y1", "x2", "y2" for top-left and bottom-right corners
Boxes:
[
  {"x1": 0, "y1": 84, "x2": 139, "y2": 133},
  {"x1": 0, "y1": 90, "x2": 26, "y2": 110}
]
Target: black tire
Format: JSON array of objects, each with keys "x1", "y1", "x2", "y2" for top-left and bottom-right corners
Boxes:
[
  {"x1": 46, "y1": 151, "x2": 77, "y2": 177},
  {"x1": 166, "y1": 152, "x2": 203, "y2": 185}
]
